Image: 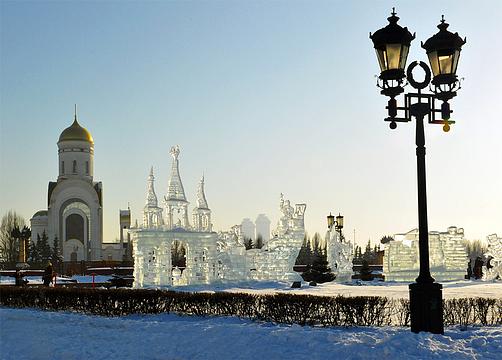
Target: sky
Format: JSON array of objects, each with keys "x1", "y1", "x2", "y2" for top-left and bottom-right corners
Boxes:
[{"x1": 0, "y1": 0, "x2": 501, "y2": 246}]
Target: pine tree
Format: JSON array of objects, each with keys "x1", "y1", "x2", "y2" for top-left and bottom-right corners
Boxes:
[
  {"x1": 312, "y1": 232, "x2": 322, "y2": 256},
  {"x1": 255, "y1": 235, "x2": 264, "y2": 249},
  {"x1": 360, "y1": 259, "x2": 372, "y2": 281},
  {"x1": 38, "y1": 230, "x2": 51, "y2": 263},
  {"x1": 302, "y1": 247, "x2": 335, "y2": 283},
  {"x1": 295, "y1": 234, "x2": 312, "y2": 266},
  {"x1": 380, "y1": 235, "x2": 393, "y2": 244},
  {"x1": 30, "y1": 234, "x2": 41, "y2": 262},
  {"x1": 51, "y1": 236, "x2": 63, "y2": 262},
  {"x1": 244, "y1": 237, "x2": 253, "y2": 250},
  {"x1": 365, "y1": 240, "x2": 371, "y2": 254},
  {"x1": 305, "y1": 238, "x2": 313, "y2": 265},
  {"x1": 363, "y1": 240, "x2": 374, "y2": 262}
]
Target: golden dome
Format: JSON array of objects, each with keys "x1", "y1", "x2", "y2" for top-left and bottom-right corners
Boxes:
[{"x1": 58, "y1": 118, "x2": 94, "y2": 144}]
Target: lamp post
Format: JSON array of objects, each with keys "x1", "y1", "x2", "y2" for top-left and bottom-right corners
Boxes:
[
  {"x1": 370, "y1": 9, "x2": 466, "y2": 334},
  {"x1": 327, "y1": 212, "x2": 344, "y2": 240}
]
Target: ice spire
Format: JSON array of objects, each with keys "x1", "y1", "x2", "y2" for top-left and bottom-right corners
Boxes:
[
  {"x1": 196, "y1": 175, "x2": 209, "y2": 209},
  {"x1": 145, "y1": 166, "x2": 158, "y2": 207},
  {"x1": 166, "y1": 145, "x2": 187, "y2": 201}
]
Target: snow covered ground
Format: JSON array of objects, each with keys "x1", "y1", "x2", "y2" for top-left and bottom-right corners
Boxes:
[
  {"x1": 166, "y1": 280, "x2": 502, "y2": 299},
  {"x1": 0, "y1": 307, "x2": 500, "y2": 360}
]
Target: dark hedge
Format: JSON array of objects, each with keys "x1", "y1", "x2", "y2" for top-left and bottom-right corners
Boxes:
[{"x1": 1, "y1": 287, "x2": 500, "y2": 327}]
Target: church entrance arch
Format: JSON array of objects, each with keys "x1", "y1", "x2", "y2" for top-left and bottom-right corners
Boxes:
[{"x1": 60, "y1": 200, "x2": 90, "y2": 261}]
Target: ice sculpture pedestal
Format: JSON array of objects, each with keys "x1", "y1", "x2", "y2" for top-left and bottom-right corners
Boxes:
[{"x1": 409, "y1": 282, "x2": 444, "y2": 334}]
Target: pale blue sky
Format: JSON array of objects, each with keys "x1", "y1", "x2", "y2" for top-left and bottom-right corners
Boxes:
[{"x1": 1, "y1": 0, "x2": 501, "y2": 245}]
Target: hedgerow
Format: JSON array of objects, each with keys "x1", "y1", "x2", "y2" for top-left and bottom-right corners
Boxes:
[{"x1": 1, "y1": 287, "x2": 500, "y2": 327}]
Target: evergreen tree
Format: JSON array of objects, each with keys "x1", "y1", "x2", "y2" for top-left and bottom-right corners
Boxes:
[
  {"x1": 359, "y1": 259, "x2": 372, "y2": 281},
  {"x1": 244, "y1": 237, "x2": 253, "y2": 250},
  {"x1": 365, "y1": 240, "x2": 371, "y2": 254},
  {"x1": 302, "y1": 247, "x2": 335, "y2": 283},
  {"x1": 255, "y1": 235, "x2": 264, "y2": 249},
  {"x1": 295, "y1": 235, "x2": 308, "y2": 265},
  {"x1": 51, "y1": 236, "x2": 63, "y2": 262},
  {"x1": 30, "y1": 234, "x2": 41, "y2": 262},
  {"x1": 305, "y1": 238, "x2": 313, "y2": 265},
  {"x1": 295, "y1": 234, "x2": 313, "y2": 268},
  {"x1": 353, "y1": 246, "x2": 359, "y2": 260},
  {"x1": 312, "y1": 232, "x2": 322, "y2": 256},
  {"x1": 380, "y1": 235, "x2": 394, "y2": 244},
  {"x1": 38, "y1": 230, "x2": 51, "y2": 263},
  {"x1": 363, "y1": 240, "x2": 374, "y2": 263}
]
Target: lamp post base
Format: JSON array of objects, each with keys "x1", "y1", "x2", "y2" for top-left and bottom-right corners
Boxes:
[{"x1": 409, "y1": 282, "x2": 444, "y2": 334}]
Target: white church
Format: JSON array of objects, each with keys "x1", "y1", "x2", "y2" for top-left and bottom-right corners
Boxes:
[{"x1": 30, "y1": 111, "x2": 104, "y2": 261}]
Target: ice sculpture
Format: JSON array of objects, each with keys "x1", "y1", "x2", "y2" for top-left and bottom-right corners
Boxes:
[
  {"x1": 382, "y1": 226, "x2": 468, "y2": 282},
  {"x1": 244, "y1": 194, "x2": 306, "y2": 282},
  {"x1": 130, "y1": 146, "x2": 306, "y2": 288},
  {"x1": 482, "y1": 234, "x2": 502, "y2": 280},
  {"x1": 325, "y1": 223, "x2": 353, "y2": 282}
]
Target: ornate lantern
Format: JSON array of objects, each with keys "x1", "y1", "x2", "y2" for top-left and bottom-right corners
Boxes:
[
  {"x1": 336, "y1": 213, "x2": 344, "y2": 230},
  {"x1": 422, "y1": 16, "x2": 466, "y2": 87},
  {"x1": 370, "y1": 9, "x2": 415, "y2": 87},
  {"x1": 327, "y1": 213, "x2": 335, "y2": 229}
]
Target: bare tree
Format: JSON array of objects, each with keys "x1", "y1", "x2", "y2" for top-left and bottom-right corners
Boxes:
[{"x1": 0, "y1": 210, "x2": 26, "y2": 262}]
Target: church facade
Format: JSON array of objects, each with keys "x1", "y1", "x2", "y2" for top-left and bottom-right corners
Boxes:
[{"x1": 30, "y1": 111, "x2": 103, "y2": 261}]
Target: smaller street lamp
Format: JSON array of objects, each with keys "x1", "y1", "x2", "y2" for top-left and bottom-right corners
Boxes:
[{"x1": 327, "y1": 212, "x2": 344, "y2": 240}]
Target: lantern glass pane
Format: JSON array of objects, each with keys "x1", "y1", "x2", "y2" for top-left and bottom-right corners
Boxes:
[
  {"x1": 399, "y1": 45, "x2": 410, "y2": 69},
  {"x1": 438, "y1": 54, "x2": 453, "y2": 74},
  {"x1": 386, "y1": 43, "x2": 402, "y2": 70},
  {"x1": 452, "y1": 50, "x2": 460, "y2": 74},
  {"x1": 428, "y1": 51, "x2": 440, "y2": 76},
  {"x1": 375, "y1": 48, "x2": 387, "y2": 71}
]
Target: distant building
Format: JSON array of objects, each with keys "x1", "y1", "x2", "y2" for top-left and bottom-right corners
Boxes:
[
  {"x1": 101, "y1": 208, "x2": 131, "y2": 261},
  {"x1": 255, "y1": 214, "x2": 271, "y2": 243},
  {"x1": 241, "y1": 218, "x2": 255, "y2": 241},
  {"x1": 30, "y1": 110, "x2": 103, "y2": 261}
]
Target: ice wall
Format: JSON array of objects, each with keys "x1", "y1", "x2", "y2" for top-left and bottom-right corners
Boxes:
[{"x1": 383, "y1": 226, "x2": 468, "y2": 282}]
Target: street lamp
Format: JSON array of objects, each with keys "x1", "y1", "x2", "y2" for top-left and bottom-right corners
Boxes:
[
  {"x1": 370, "y1": 9, "x2": 466, "y2": 334},
  {"x1": 327, "y1": 212, "x2": 344, "y2": 240}
]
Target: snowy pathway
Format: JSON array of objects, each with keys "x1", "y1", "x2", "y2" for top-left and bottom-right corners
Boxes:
[{"x1": 1, "y1": 308, "x2": 500, "y2": 360}]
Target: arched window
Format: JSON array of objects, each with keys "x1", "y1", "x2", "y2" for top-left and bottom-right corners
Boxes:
[
  {"x1": 85, "y1": 161, "x2": 89, "y2": 175},
  {"x1": 72, "y1": 160, "x2": 77, "y2": 173},
  {"x1": 61, "y1": 161, "x2": 65, "y2": 174},
  {"x1": 66, "y1": 213, "x2": 85, "y2": 242}
]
